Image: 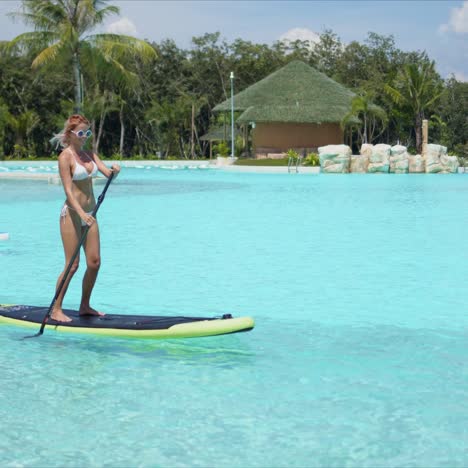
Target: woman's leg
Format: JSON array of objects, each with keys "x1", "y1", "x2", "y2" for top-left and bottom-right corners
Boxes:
[
  {"x1": 51, "y1": 208, "x2": 81, "y2": 322},
  {"x1": 80, "y1": 221, "x2": 104, "y2": 316}
]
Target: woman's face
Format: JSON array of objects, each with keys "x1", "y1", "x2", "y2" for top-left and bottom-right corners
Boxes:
[{"x1": 69, "y1": 122, "x2": 91, "y2": 148}]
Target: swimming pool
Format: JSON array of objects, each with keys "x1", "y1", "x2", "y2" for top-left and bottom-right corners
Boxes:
[{"x1": 1, "y1": 165, "x2": 468, "y2": 467}]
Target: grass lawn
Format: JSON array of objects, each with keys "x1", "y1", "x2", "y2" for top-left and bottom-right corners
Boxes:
[{"x1": 234, "y1": 158, "x2": 291, "y2": 166}]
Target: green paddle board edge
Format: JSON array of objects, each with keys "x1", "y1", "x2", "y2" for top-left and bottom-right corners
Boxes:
[{"x1": 0, "y1": 305, "x2": 255, "y2": 339}]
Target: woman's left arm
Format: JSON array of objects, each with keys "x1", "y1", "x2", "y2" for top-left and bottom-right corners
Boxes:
[{"x1": 92, "y1": 152, "x2": 120, "y2": 179}]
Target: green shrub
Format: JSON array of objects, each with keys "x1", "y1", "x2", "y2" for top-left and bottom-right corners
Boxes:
[
  {"x1": 303, "y1": 152, "x2": 320, "y2": 166},
  {"x1": 453, "y1": 143, "x2": 468, "y2": 159},
  {"x1": 286, "y1": 149, "x2": 300, "y2": 161},
  {"x1": 214, "y1": 141, "x2": 230, "y2": 157},
  {"x1": 12, "y1": 144, "x2": 29, "y2": 159}
]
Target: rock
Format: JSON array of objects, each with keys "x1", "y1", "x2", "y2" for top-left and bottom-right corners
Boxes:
[
  {"x1": 368, "y1": 144, "x2": 391, "y2": 173},
  {"x1": 319, "y1": 144, "x2": 352, "y2": 156},
  {"x1": 408, "y1": 154, "x2": 425, "y2": 173},
  {"x1": 389, "y1": 145, "x2": 409, "y2": 173},
  {"x1": 390, "y1": 145, "x2": 407, "y2": 155},
  {"x1": 440, "y1": 153, "x2": 459, "y2": 173},
  {"x1": 360, "y1": 144, "x2": 373, "y2": 158},
  {"x1": 350, "y1": 155, "x2": 369, "y2": 173},
  {"x1": 318, "y1": 145, "x2": 351, "y2": 173},
  {"x1": 424, "y1": 144, "x2": 443, "y2": 173}
]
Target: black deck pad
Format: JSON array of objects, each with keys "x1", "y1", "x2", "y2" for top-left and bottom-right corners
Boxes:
[{"x1": 0, "y1": 305, "x2": 217, "y2": 330}]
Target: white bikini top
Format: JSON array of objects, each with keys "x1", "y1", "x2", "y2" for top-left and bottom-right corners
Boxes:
[{"x1": 72, "y1": 156, "x2": 98, "y2": 181}]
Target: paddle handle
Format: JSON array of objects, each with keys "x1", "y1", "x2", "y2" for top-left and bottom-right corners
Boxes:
[{"x1": 37, "y1": 171, "x2": 115, "y2": 335}]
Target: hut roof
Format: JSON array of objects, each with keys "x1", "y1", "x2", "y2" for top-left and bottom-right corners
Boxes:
[{"x1": 213, "y1": 60, "x2": 357, "y2": 124}]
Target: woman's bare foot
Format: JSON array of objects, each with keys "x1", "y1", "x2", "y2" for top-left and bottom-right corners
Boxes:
[
  {"x1": 79, "y1": 305, "x2": 105, "y2": 317},
  {"x1": 50, "y1": 309, "x2": 72, "y2": 322}
]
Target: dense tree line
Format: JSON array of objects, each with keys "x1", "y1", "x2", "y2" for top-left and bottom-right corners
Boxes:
[{"x1": 0, "y1": 1, "x2": 466, "y2": 159}]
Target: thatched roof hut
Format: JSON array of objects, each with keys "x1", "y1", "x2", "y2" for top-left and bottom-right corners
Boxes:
[
  {"x1": 213, "y1": 60, "x2": 358, "y2": 157},
  {"x1": 199, "y1": 126, "x2": 242, "y2": 159},
  {"x1": 199, "y1": 126, "x2": 241, "y2": 142}
]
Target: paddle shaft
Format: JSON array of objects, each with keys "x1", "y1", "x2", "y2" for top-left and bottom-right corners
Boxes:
[{"x1": 36, "y1": 171, "x2": 115, "y2": 336}]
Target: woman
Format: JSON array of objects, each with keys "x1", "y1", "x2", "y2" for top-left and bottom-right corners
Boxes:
[{"x1": 51, "y1": 114, "x2": 120, "y2": 322}]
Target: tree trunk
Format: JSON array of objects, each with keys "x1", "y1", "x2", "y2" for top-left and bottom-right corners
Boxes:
[
  {"x1": 72, "y1": 53, "x2": 82, "y2": 113},
  {"x1": 95, "y1": 111, "x2": 106, "y2": 153},
  {"x1": 119, "y1": 103, "x2": 125, "y2": 157},
  {"x1": 363, "y1": 115, "x2": 368, "y2": 144},
  {"x1": 91, "y1": 120, "x2": 96, "y2": 151},
  {"x1": 194, "y1": 124, "x2": 203, "y2": 158},
  {"x1": 179, "y1": 135, "x2": 187, "y2": 159},
  {"x1": 191, "y1": 103, "x2": 195, "y2": 159},
  {"x1": 135, "y1": 127, "x2": 141, "y2": 155},
  {"x1": 415, "y1": 113, "x2": 423, "y2": 154}
]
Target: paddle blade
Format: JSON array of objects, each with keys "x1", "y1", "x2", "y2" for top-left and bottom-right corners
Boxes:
[{"x1": 22, "y1": 330, "x2": 44, "y2": 339}]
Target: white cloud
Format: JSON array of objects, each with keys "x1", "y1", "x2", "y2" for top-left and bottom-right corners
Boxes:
[
  {"x1": 440, "y1": 1, "x2": 468, "y2": 34},
  {"x1": 106, "y1": 17, "x2": 138, "y2": 36},
  {"x1": 279, "y1": 27, "x2": 320, "y2": 48}
]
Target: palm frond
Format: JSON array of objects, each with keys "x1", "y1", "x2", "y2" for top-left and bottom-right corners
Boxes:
[
  {"x1": 92, "y1": 5, "x2": 120, "y2": 26},
  {"x1": 384, "y1": 83, "x2": 404, "y2": 105},
  {"x1": 31, "y1": 41, "x2": 67, "y2": 68},
  {"x1": 9, "y1": 0, "x2": 67, "y2": 30},
  {"x1": 425, "y1": 90, "x2": 444, "y2": 109},
  {"x1": 80, "y1": 42, "x2": 138, "y2": 90},
  {"x1": 86, "y1": 34, "x2": 157, "y2": 63},
  {"x1": 6, "y1": 31, "x2": 59, "y2": 54},
  {"x1": 341, "y1": 111, "x2": 362, "y2": 129}
]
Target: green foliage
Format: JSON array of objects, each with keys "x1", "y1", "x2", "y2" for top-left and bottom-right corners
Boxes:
[
  {"x1": 304, "y1": 153, "x2": 320, "y2": 166},
  {"x1": 434, "y1": 78, "x2": 468, "y2": 151},
  {"x1": 234, "y1": 136, "x2": 244, "y2": 157},
  {"x1": 453, "y1": 143, "x2": 468, "y2": 159},
  {"x1": 7, "y1": 0, "x2": 156, "y2": 112},
  {"x1": 286, "y1": 149, "x2": 300, "y2": 161},
  {"x1": 384, "y1": 60, "x2": 443, "y2": 152},
  {"x1": 214, "y1": 140, "x2": 230, "y2": 157},
  {"x1": 0, "y1": 12, "x2": 464, "y2": 160},
  {"x1": 341, "y1": 92, "x2": 388, "y2": 146}
]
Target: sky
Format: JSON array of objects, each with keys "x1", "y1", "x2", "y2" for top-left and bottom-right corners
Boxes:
[{"x1": 1, "y1": 0, "x2": 467, "y2": 81}]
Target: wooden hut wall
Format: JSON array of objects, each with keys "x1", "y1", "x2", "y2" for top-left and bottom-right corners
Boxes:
[{"x1": 252, "y1": 123, "x2": 344, "y2": 154}]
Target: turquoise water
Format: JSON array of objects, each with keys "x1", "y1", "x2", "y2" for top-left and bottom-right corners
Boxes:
[{"x1": 1, "y1": 167, "x2": 468, "y2": 467}]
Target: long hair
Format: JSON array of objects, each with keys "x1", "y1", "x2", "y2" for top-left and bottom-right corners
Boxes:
[{"x1": 50, "y1": 114, "x2": 90, "y2": 149}]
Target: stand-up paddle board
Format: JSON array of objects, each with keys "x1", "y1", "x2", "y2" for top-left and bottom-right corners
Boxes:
[{"x1": 0, "y1": 305, "x2": 255, "y2": 339}]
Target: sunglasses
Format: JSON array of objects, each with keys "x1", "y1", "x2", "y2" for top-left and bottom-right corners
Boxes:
[{"x1": 71, "y1": 129, "x2": 92, "y2": 138}]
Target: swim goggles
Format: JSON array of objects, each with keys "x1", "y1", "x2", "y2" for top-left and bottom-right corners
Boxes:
[{"x1": 71, "y1": 129, "x2": 92, "y2": 138}]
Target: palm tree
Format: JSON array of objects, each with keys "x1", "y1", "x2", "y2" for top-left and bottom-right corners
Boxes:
[
  {"x1": 341, "y1": 92, "x2": 388, "y2": 147},
  {"x1": 8, "y1": 0, "x2": 156, "y2": 112},
  {"x1": 384, "y1": 61, "x2": 443, "y2": 153}
]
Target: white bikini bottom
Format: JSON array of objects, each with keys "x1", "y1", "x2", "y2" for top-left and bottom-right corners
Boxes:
[{"x1": 60, "y1": 204, "x2": 92, "y2": 227}]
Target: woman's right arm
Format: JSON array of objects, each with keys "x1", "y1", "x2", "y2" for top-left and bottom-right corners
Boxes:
[{"x1": 58, "y1": 152, "x2": 87, "y2": 219}]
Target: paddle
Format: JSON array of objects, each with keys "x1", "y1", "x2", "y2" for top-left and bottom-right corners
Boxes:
[{"x1": 26, "y1": 171, "x2": 115, "y2": 338}]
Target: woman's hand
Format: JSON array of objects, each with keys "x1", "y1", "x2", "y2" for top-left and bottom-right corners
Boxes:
[
  {"x1": 110, "y1": 164, "x2": 121, "y2": 179},
  {"x1": 80, "y1": 212, "x2": 96, "y2": 227}
]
